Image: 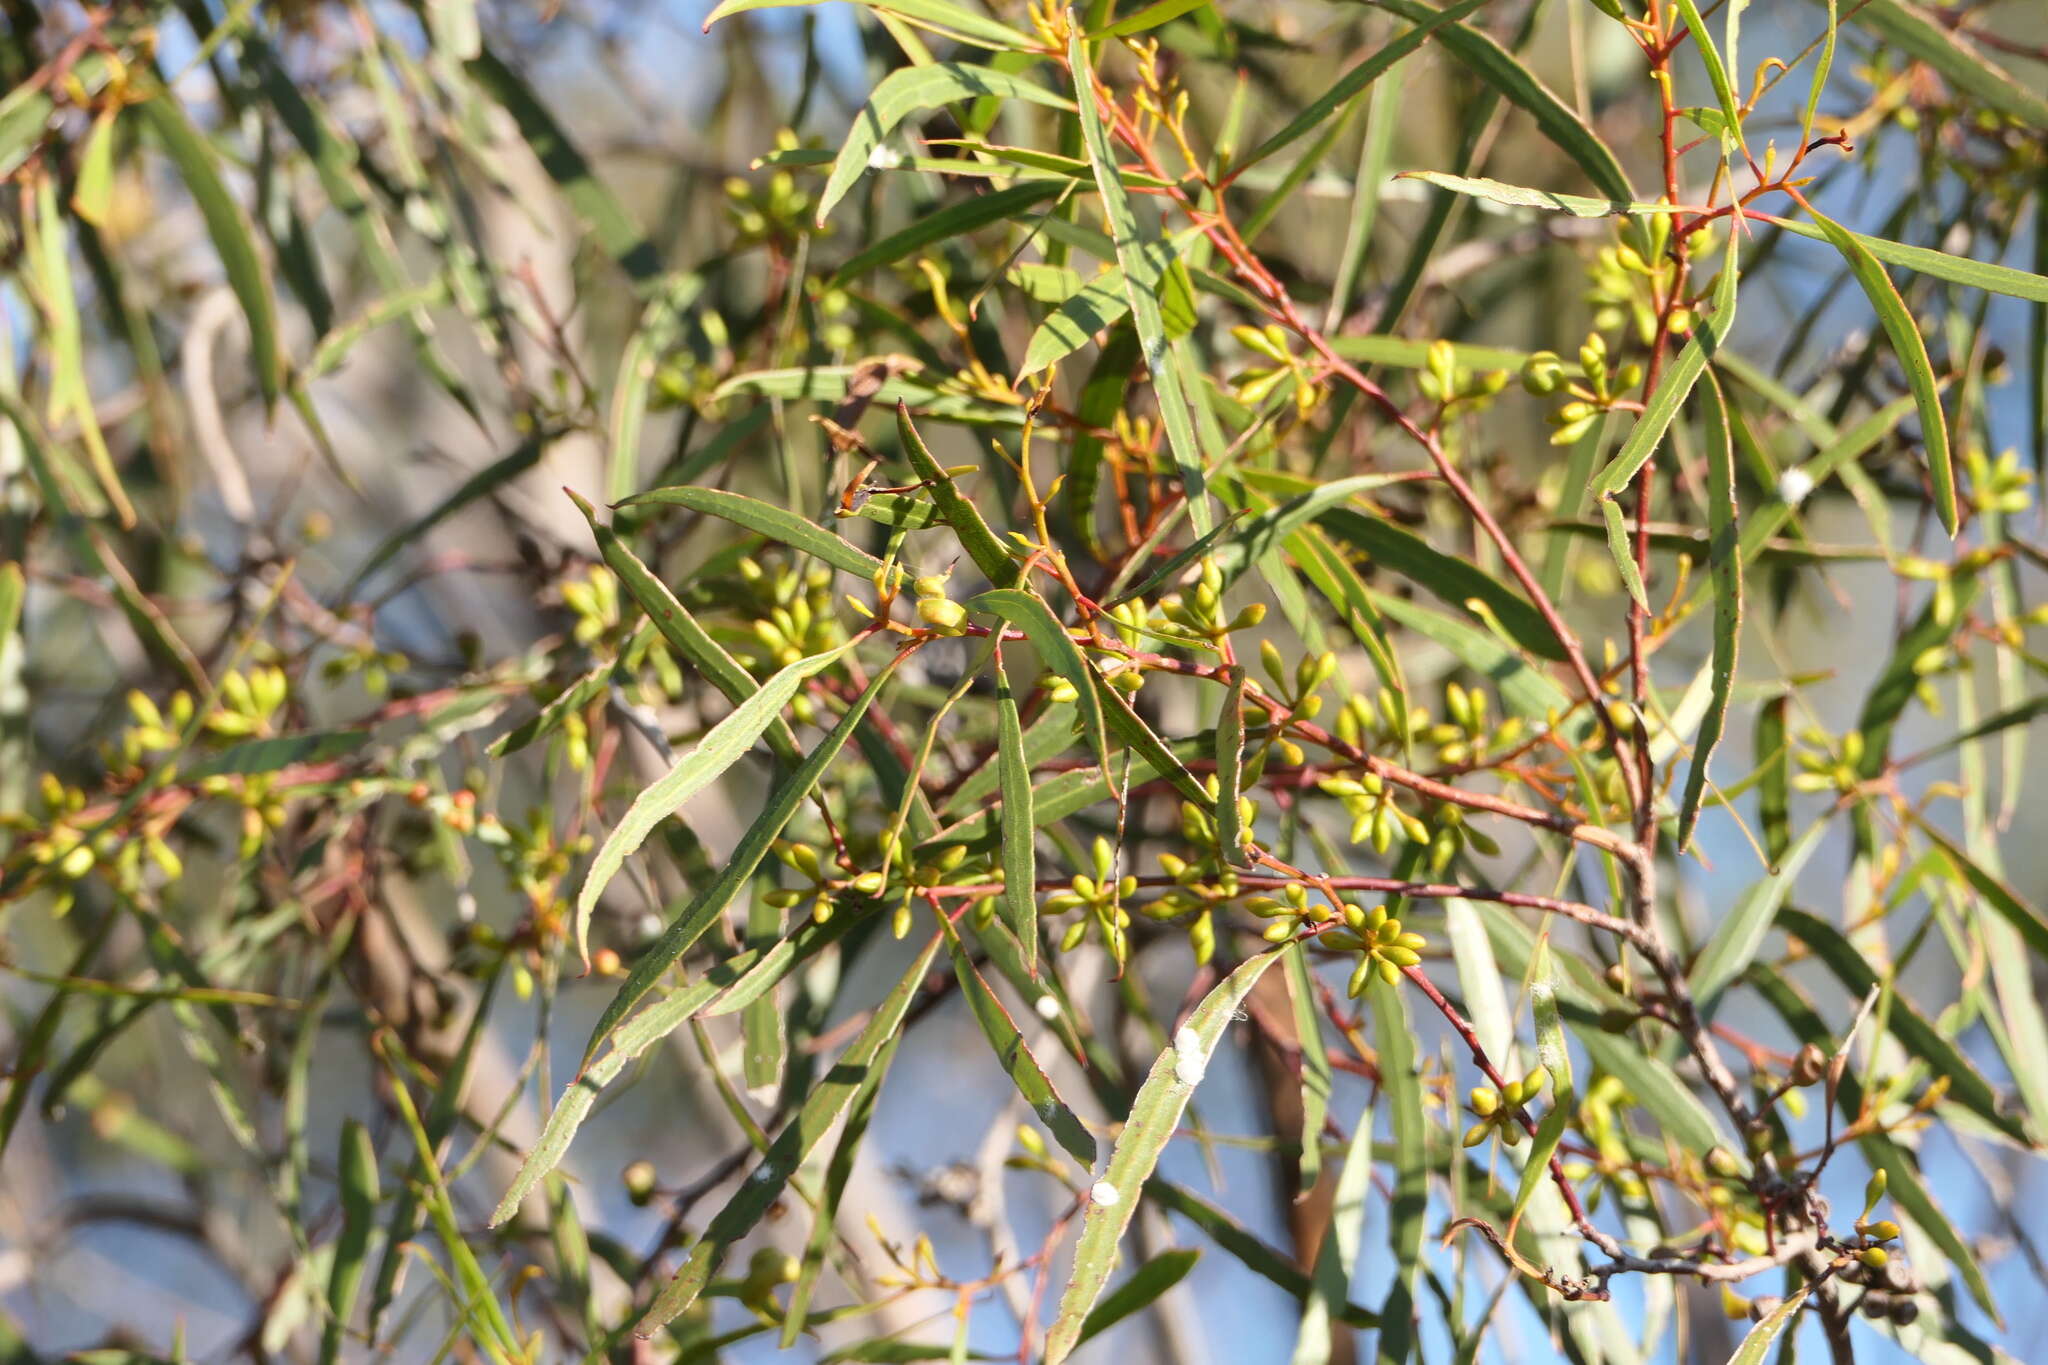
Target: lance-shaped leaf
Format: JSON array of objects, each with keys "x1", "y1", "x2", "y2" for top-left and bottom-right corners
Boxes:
[
  {"x1": 1069, "y1": 30, "x2": 1212, "y2": 533},
  {"x1": 577, "y1": 654, "x2": 905, "y2": 1071},
  {"x1": 1808, "y1": 209, "x2": 1957, "y2": 535},
  {"x1": 620, "y1": 485, "x2": 903, "y2": 588},
  {"x1": 136, "y1": 94, "x2": 282, "y2": 408},
  {"x1": 573, "y1": 642, "x2": 850, "y2": 964},
  {"x1": 992, "y1": 649, "x2": 1039, "y2": 967},
  {"x1": 897, "y1": 403, "x2": 1018, "y2": 587},
  {"x1": 705, "y1": 0, "x2": 1033, "y2": 51},
  {"x1": 1041, "y1": 950, "x2": 1283, "y2": 1364},
  {"x1": 1688, "y1": 820, "x2": 1825, "y2": 1011},
  {"x1": 1778, "y1": 908, "x2": 2029, "y2": 1145},
  {"x1": 1374, "y1": 0, "x2": 1633, "y2": 202},
  {"x1": 1371, "y1": 972, "x2": 1426, "y2": 1364},
  {"x1": 820, "y1": 64, "x2": 1073, "y2": 224},
  {"x1": 636, "y1": 935, "x2": 941, "y2": 1333},
  {"x1": 834, "y1": 180, "x2": 1065, "y2": 282},
  {"x1": 1228, "y1": 0, "x2": 1487, "y2": 176},
  {"x1": 1318, "y1": 507, "x2": 1565, "y2": 661},
  {"x1": 1677, "y1": 368, "x2": 1741, "y2": 849},
  {"x1": 319, "y1": 1119, "x2": 379, "y2": 1365},
  {"x1": 577, "y1": 492, "x2": 801, "y2": 764},
  {"x1": 1594, "y1": 225, "x2": 1740, "y2": 499},
  {"x1": 1508, "y1": 938, "x2": 1575, "y2": 1234},
  {"x1": 969, "y1": 588, "x2": 1107, "y2": 773},
  {"x1": 949, "y1": 942, "x2": 1094, "y2": 1161},
  {"x1": 1728, "y1": 1284, "x2": 1812, "y2": 1365}
]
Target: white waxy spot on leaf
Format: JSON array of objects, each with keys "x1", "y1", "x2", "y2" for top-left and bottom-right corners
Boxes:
[
  {"x1": 1089, "y1": 1180, "x2": 1120, "y2": 1206},
  {"x1": 1034, "y1": 994, "x2": 1061, "y2": 1021},
  {"x1": 1776, "y1": 467, "x2": 1815, "y2": 507},
  {"x1": 1172, "y1": 1026, "x2": 1208, "y2": 1086}
]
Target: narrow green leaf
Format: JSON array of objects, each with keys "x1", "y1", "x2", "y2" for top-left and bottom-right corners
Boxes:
[
  {"x1": 1215, "y1": 665, "x2": 1248, "y2": 865},
  {"x1": 1374, "y1": 0, "x2": 1633, "y2": 202},
  {"x1": 1811, "y1": 0, "x2": 2048, "y2": 127},
  {"x1": 576, "y1": 655, "x2": 905, "y2": 1071},
  {"x1": 950, "y1": 945, "x2": 1094, "y2": 1162},
  {"x1": 820, "y1": 64, "x2": 1073, "y2": 224},
  {"x1": 1595, "y1": 228, "x2": 1740, "y2": 498},
  {"x1": 1670, "y1": 0, "x2": 1746, "y2": 155},
  {"x1": 968, "y1": 588, "x2": 1107, "y2": 773},
  {"x1": 620, "y1": 485, "x2": 902, "y2": 588},
  {"x1": 1755, "y1": 694, "x2": 1790, "y2": 863},
  {"x1": 1369, "y1": 972, "x2": 1425, "y2": 1365},
  {"x1": 136, "y1": 93, "x2": 280, "y2": 408},
  {"x1": 1601, "y1": 495, "x2": 1649, "y2": 611},
  {"x1": 1284, "y1": 943, "x2": 1332, "y2": 1193},
  {"x1": 1778, "y1": 907, "x2": 2028, "y2": 1145},
  {"x1": 993, "y1": 649, "x2": 1038, "y2": 969},
  {"x1": 319, "y1": 1119, "x2": 378, "y2": 1365},
  {"x1": 1318, "y1": 506, "x2": 1566, "y2": 661},
  {"x1": 781, "y1": 1031, "x2": 900, "y2": 1347},
  {"x1": 1069, "y1": 30, "x2": 1211, "y2": 532},
  {"x1": 1042, "y1": 950, "x2": 1283, "y2": 1365},
  {"x1": 1808, "y1": 210, "x2": 1956, "y2": 534},
  {"x1": 1728, "y1": 1284, "x2": 1811, "y2": 1365},
  {"x1": 833, "y1": 181, "x2": 1065, "y2": 283},
  {"x1": 1678, "y1": 369, "x2": 1742, "y2": 849},
  {"x1": 1065, "y1": 323, "x2": 1139, "y2": 551},
  {"x1": 578, "y1": 493, "x2": 801, "y2": 764},
  {"x1": 1228, "y1": 0, "x2": 1486, "y2": 177},
  {"x1": 705, "y1": 0, "x2": 1033, "y2": 50},
  {"x1": 1145, "y1": 1178, "x2": 1378, "y2": 1327},
  {"x1": 1395, "y1": 171, "x2": 1668, "y2": 217},
  {"x1": 1508, "y1": 938, "x2": 1574, "y2": 1233},
  {"x1": 898, "y1": 403, "x2": 1019, "y2": 586},
  {"x1": 575, "y1": 644, "x2": 849, "y2": 963},
  {"x1": 637, "y1": 935, "x2": 941, "y2": 1333},
  {"x1": 71, "y1": 108, "x2": 118, "y2": 226},
  {"x1": 1087, "y1": 0, "x2": 1210, "y2": 39},
  {"x1": 343, "y1": 431, "x2": 551, "y2": 600},
  {"x1": 1916, "y1": 822, "x2": 2048, "y2": 961}
]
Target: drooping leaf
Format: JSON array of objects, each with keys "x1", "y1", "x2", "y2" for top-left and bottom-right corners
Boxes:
[
  {"x1": 1808, "y1": 209, "x2": 1957, "y2": 534},
  {"x1": 636, "y1": 935, "x2": 941, "y2": 1333},
  {"x1": 1041, "y1": 950, "x2": 1282, "y2": 1364},
  {"x1": 820, "y1": 64, "x2": 1074, "y2": 224}
]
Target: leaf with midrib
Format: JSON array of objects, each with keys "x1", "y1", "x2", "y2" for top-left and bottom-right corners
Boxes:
[
  {"x1": 572, "y1": 642, "x2": 851, "y2": 964},
  {"x1": 620, "y1": 485, "x2": 904, "y2": 589},
  {"x1": 1808, "y1": 209, "x2": 1957, "y2": 535},
  {"x1": 575, "y1": 653, "x2": 906, "y2": 1072},
  {"x1": 1041, "y1": 950, "x2": 1282, "y2": 1365},
  {"x1": 137, "y1": 93, "x2": 281, "y2": 408},
  {"x1": 820, "y1": 64, "x2": 1074, "y2": 224},
  {"x1": 948, "y1": 942, "x2": 1094, "y2": 1162},
  {"x1": 636, "y1": 935, "x2": 942, "y2": 1334},
  {"x1": 1778, "y1": 906, "x2": 2030, "y2": 1145}
]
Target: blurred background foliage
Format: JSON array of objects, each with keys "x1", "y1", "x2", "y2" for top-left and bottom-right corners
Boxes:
[{"x1": 2, "y1": 1, "x2": 2048, "y2": 1363}]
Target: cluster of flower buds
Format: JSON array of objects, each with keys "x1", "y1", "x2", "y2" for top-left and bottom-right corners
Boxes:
[
  {"x1": 1229, "y1": 324, "x2": 1322, "y2": 416},
  {"x1": 1527, "y1": 332, "x2": 1645, "y2": 446},
  {"x1": 1043, "y1": 837, "x2": 1138, "y2": 956},
  {"x1": 1418, "y1": 339, "x2": 1509, "y2": 413},
  {"x1": 1150, "y1": 558, "x2": 1265, "y2": 648},
  {"x1": 1245, "y1": 896, "x2": 1428, "y2": 993},
  {"x1": 1462, "y1": 1066, "x2": 1550, "y2": 1148},
  {"x1": 1584, "y1": 212, "x2": 1714, "y2": 345}
]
